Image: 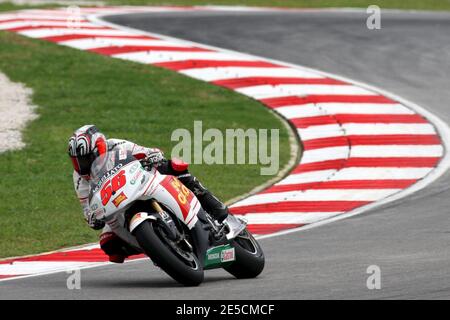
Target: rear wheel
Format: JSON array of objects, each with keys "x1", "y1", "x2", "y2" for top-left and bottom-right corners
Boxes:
[
  {"x1": 223, "y1": 229, "x2": 265, "y2": 279},
  {"x1": 133, "y1": 220, "x2": 204, "y2": 286}
]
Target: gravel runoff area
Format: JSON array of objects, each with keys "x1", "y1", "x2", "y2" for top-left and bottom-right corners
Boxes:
[{"x1": 0, "y1": 71, "x2": 37, "y2": 153}]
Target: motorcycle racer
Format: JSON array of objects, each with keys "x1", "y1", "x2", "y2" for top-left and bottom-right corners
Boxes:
[{"x1": 68, "y1": 124, "x2": 231, "y2": 263}]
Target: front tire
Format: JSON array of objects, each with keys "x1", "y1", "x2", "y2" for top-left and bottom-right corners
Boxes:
[
  {"x1": 133, "y1": 220, "x2": 204, "y2": 286},
  {"x1": 224, "y1": 229, "x2": 265, "y2": 279}
]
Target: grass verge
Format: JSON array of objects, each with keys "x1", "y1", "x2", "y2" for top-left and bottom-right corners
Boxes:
[{"x1": 0, "y1": 2, "x2": 61, "y2": 12}]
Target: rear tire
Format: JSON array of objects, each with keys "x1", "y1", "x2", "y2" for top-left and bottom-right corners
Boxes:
[
  {"x1": 133, "y1": 220, "x2": 204, "y2": 286},
  {"x1": 224, "y1": 229, "x2": 265, "y2": 279}
]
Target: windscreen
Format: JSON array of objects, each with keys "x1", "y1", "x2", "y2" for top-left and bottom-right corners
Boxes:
[{"x1": 90, "y1": 149, "x2": 135, "y2": 188}]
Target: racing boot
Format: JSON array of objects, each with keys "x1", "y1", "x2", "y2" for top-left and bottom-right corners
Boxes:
[
  {"x1": 165, "y1": 159, "x2": 239, "y2": 228},
  {"x1": 177, "y1": 173, "x2": 229, "y2": 223}
]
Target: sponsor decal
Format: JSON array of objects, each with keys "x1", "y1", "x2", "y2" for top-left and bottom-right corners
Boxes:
[
  {"x1": 204, "y1": 245, "x2": 235, "y2": 269},
  {"x1": 159, "y1": 210, "x2": 170, "y2": 220},
  {"x1": 130, "y1": 169, "x2": 143, "y2": 185},
  {"x1": 119, "y1": 149, "x2": 127, "y2": 160},
  {"x1": 129, "y1": 163, "x2": 140, "y2": 174},
  {"x1": 100, "y1": 170, "x2": 127, "y2": 205},
  {"x1": 208, "y1": 253, "x2": 220, "y2": 260},
  {"x1": 160, "y1": 176, "x2": 193, "y2": 219},
  {"x1": 92, "y1": 163, "x2": 123, "y2": 193},
  {"x1": 112, "y1": 191, "x2": 127, "y2": 207},
  {"x1": 129, "y1": 212, "x2": 148, "y2": 229},
  {"x1": 130, "y1": 212, "x2": 143, "y2": 225},
  {"x1": 221, "y1": 248, "x2": 235, "y2": 263}
]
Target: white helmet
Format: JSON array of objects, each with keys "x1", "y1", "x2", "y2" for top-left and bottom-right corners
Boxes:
[{"x1": 68, "y1": 125, "x2": 107, "y2": 176}]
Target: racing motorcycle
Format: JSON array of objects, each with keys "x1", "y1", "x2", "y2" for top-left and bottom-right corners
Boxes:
[{"x1": 88, "y1": 149, "x2": 265, "y2": 286}]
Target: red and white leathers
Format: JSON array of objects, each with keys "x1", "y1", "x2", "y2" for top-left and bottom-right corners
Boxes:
[
  {"x1": 73, "y1": 138, "x2": 229, "y2": 263},
  {"x1": 73, "y1": 138, "x2": 163, "y2": 222},
  {"x1": 73, "y1": 138, "x2": 164, "y2": 262}
]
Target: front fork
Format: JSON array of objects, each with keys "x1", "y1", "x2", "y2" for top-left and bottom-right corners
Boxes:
[
  {"x1": 149, "y1": 200, "x2": 180, "y2": 242},
  {"x1": 149, "y1": 200, "x2": 210, "y2": 267},
  {"x1": 128, "y1": 200, "x2": 234, "y2": 269}
]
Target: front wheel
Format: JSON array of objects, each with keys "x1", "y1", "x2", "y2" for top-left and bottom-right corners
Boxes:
[
  {"x1": 133, "y1": 220, "x2": 204, "y2": 286},
  {"x1": 223, "y1": 229, "x2": 265, "y2": 279}
]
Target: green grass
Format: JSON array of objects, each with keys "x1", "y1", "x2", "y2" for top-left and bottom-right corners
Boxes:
[
  {"x1": 105, "y1": 0, "x2": 450, "y2": 11},
  {"x1": 0, "y1": 3, "x2": 62, "y2": 12},
  {"x1": 0, "y1": 31, "x2": 290, "y2": 258}
]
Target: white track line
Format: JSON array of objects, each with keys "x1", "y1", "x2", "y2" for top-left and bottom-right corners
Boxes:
[
  {"x1": 350, "y1": 145, "x2": 444, "y2": 158},
  {"x1": 113, "y1": 51, "x2": 257, "y2": 64},
  {"x1": 235, "y1": 84, "x2": 375, "y2": 99},
  {"x1": 297, "y1": 125, "x2": 346, "y2": 141},
  {"x1": 18, "y1": 28, "x2": 137, "y2": 38},
  {"x1": 59, "y1": 38, "x2": 190, "y2": 49},
  {"x1": 276, "y1": 103, "x2": 415, "y2": 119},
  {"x1": 301, "y1": 146, "x2": 350, "y2": 163},
  {"x1": 278, "y1": 168, "x2": 434, "y2": 185},
  {"x1": 235, "y1": 212, "x2": 344, "y2": 224},
  {"x1": 0, "y1": 21, "x2": 97, "y2": 29},
  {"x1": 233, "y1": 189, "x2": 401, "y2": 207},
  {"x1": 181, "y1": 67, "x2": 324, "y2": 81}
]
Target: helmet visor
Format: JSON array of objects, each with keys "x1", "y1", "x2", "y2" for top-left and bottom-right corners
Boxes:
[{"x1": 71, "y1": 153, "x2": 96, "y2": 176}]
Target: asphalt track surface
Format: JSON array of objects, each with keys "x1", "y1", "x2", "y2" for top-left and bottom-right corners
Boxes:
[{"x1": 2, "y1": 9, "x2": 450, "y2": 300}]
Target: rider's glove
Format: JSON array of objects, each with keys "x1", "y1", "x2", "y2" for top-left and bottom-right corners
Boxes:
[
  {"x1": 87, "y1": 211, "x2": 105, "y2": 230},
  {"x1": 142, "y1": 150, "x2": 165, "y2": 168}
]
